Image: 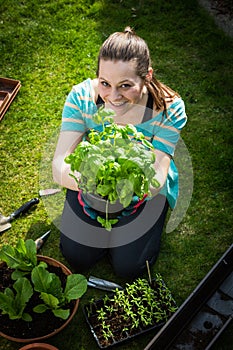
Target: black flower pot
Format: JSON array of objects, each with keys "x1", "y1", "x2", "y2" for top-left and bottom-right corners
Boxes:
[{"x1": 82, "y1": 192, "x2": 124, "y2": 218}]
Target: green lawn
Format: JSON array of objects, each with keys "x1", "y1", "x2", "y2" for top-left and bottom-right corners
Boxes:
[{"x1": 0, "y1": 0, "x2": 232, "y2": 349}]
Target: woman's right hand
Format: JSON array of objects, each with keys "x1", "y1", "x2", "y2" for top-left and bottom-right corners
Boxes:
[{"x1": 52, "y1": 130, "x2": 84, "y2": 191}]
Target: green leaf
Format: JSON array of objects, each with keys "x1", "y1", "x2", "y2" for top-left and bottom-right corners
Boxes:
[
  {"x1": 25, "y1": 239, "x2": 37, "y2": 265},
  {"x1": 116, "y1": 179, "x2": 134, "y2": 208},
  {"x1": 97, "y1": 216, "x2": 118, "y2": 231},
  {"x1": 0, "y1": 277, "x2": 33, "y2": 320},
  {"x1": 96, "y1": 184, "x2": 113, "y2": 197},
  {"x1": 0, "y1": 239, "x2": 37, "y2": 272},
  {"x1": 33, "y1": 304, "x2": 49, "y2": 313},
  {"x1": 52, "y1": 308, "x2": 70, "y2": 320},
  {"x1": 14, "y1": 276, "x2": 33, "y2": 307},
  {"x1": 40, "y1": 292, "x2": 60, "y2": 309},
  {"x1": 142, "y1": 139, "x2": 154, "y2": 150},
  {"x1": 64, "y1": 274, "x2": 87, "y2": 302},
  {"x1": 32, "y1": 264, "x2": 63, "y2": 299},
  {"x1": 0, "y1": 291, "x2": 16, "y2": 316},
  {"x1": 16, "y1": 239, "x2": 27, "y2": 255},
  {"x1": 31, "y1": 264, "x2": 53, "y2": 292},
  {"x1": 11, "y1": 269, "x2": 28, "y2": 280},
  {"x1": 22, "y1": 313, "x2": 32, "y2": 322},
  {"x1": 151, "y1": 178, "x2": 161, "y2": 188},
  {"x1": 124, "y1": 124, "x2": 138, "y2": 135}
]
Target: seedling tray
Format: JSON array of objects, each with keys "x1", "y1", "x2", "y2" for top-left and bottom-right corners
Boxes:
[
  {"x1": 83, "y1": 306, "x2": 165, "y2": 349},
  {"x1": 0, "y1": 77, "x2": 21, "y2": 120},
  {"x1": 83, "y1": 275, "x2": 177, "y2": 349},
  {"x1": 144, "y1": 243, "x2": 233, "y2": 350}
]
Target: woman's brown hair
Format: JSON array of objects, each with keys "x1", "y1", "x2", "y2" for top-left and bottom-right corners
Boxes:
[{"x1": 97, "y1": 27, "x2": 179, "y2": 113}]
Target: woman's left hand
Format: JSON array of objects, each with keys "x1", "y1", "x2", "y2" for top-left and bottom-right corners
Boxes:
[{"x1": 149, "y1": 149, "x2": 171, "y2": 197}]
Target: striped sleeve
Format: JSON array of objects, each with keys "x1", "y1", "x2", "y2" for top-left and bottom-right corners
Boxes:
[
  {"x1": 151, "y1": 98, "x2": 187, "y2": 156},
  {"x1": 61, "y1": 79, "x2": 97, "y2": 132}
]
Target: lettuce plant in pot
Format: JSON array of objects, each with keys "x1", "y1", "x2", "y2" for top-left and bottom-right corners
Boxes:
[
  {"x1": 0, "y1": 238, "x2": 87, "y2": 343},
  {"x1": 65, "y1": 106, "x2": 160, "y2": 230}
]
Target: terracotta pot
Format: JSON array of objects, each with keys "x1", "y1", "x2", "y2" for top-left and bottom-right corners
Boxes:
[
  {"x1": 83, "y1": 192, "x2": 124, "y2": 218},
  {"x1": 19, "y1": 343, "x2": 59, "y2": 350},
  {"x1": 0, "y1": 255, "x2": 79, "y2": 343}
]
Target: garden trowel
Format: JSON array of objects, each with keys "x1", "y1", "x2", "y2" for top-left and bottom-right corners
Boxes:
[
  {"x1": 0, "y1": 198, "x2": 39, "y2": 233},
  {"x1": 87, "y1": 276, "x2": 124, "y2": 292}
]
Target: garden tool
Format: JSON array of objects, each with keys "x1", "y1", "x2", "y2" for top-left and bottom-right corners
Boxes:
[
  {"x1": 39, "y1": 188, "x2": 61, "y2": 196},
  {"x1": 0, "y1": 197, "x2": 39, "y2": 233},
  {"x1": 35, "y1": 229, "x2": 51, "y2": 250},
  {"x1": 87, "y1": 275, "x2": 124, "y2": 292}
]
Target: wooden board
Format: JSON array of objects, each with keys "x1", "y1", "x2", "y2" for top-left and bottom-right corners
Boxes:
[{"x1": 0, "y1": 77, "x2": 21, "y2": 121}]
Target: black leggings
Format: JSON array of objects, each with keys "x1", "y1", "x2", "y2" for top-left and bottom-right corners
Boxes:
[{"x1": 60, "y1": 190, "x2": 168, "y2": 278}]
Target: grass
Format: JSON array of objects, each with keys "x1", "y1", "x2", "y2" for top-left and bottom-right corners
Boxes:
[{"x1": 0, "y1": 0, "x2": 232, "y2": 349}]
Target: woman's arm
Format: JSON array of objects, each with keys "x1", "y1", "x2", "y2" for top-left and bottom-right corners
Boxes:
[
  {"x1": 149, "y1": 97, "x2": 187, "y2": 197},
  {"x1": 52, "y1": 130, "x2": 84, "y2": 191},
  {"x1": 150, "y1": 148, "x2": 171, "y2": 197}
]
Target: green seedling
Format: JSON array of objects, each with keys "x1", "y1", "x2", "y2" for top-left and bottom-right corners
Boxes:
[{"x1": 85, "y1": 273, "x2": 177, "y2": 346}]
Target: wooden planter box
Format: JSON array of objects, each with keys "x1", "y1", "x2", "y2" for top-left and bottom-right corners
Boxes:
[
  {"x1": 0, "y1": 77, "x2": 21, "y2": 121},
  {"x1": 144, "y1": 243, "x2": 233, "y2": 350}
]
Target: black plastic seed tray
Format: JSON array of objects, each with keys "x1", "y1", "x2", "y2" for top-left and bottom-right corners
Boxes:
[
  {"x1": 83, "y1": 277, "x2": 177, "y2": 349},
  {"x1": 144, "y1": 243, "x2": 233, "y2": 350},
  {"x1": 83, "y1": 303, "x2": 165, "y2": 349}
]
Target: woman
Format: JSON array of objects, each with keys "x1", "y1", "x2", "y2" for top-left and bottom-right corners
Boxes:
[{"x1": 52, "y1": 27, "x2": 187, "y2": 278}]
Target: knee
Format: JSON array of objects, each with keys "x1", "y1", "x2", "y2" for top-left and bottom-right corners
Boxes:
[
  {"x1": 111, "y1": 253, "x2": 159, "y2": 279},
  {"x1": 111, "y1": 258, "x2": 144, "y2": 279},
  {"x1": 60, "y1": 234, "x2": 106, "y2": 273}
]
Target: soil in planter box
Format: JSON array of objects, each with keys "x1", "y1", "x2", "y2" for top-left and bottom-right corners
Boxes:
[
  {"x1": 171, "y1": 275, "x2": 233, "y2": 350},
  {"x1": 173, "y1": 305, "x2": 228, "y2": 349},
  {"x1": 83, "y1": 276, "x2": 177, "y2": 349},
  {"x1": 0, "y1": 264, "x2": 75, "y2": 339}
]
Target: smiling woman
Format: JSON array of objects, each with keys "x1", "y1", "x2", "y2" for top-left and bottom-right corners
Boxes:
[
  {"x1": 97, "y1": 59, "x2": 149, "y2": 120},
  {"x1": 52, "y1": 26, "x2": 187, "y2": 279}
]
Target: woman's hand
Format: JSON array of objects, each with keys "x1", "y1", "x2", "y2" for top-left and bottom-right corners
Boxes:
[
  {"x1": 52, "y1": 130, "x2": 84, "y2": 191},
  {"x1": 149, "y1": 149, "x2": 171, "y2": 197}
]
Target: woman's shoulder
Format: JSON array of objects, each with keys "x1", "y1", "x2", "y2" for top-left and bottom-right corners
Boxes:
[
  {"x1": 91, "y1": 78, "x2": 99, "y2": 103},
  {"x1": 71, "y1": 78, "x2": 91, "y2": 93},
  {"x1": 160, "y1": 82, "x2": 183, "y2": 105},
  {"x1": 69, "y1": 78, "x2": 98, "y2": 104}
]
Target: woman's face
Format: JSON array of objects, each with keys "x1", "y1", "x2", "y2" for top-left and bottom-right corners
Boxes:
[{"x1": 97, "y1": 59, "x2": 147, "y2": 115}]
